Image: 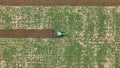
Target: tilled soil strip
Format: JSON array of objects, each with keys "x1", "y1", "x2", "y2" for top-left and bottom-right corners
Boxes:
[
  {"x1": 0, "y1": 0, "x2": 120, "y2": 6},
  {"x1": 0, "y1": 29, "x2": 54, "y2": 38}
]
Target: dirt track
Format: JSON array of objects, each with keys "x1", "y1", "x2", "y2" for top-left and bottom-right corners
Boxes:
[
  {"x1": 0, "y1": 0, "x2": 120, "y2": 6},
  {"x1": 0, "y1": 29, "x2": 54, "y2": 38}
]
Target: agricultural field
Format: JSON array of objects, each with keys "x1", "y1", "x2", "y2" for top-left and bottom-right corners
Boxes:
[{"x1": 0, "y1": 6, "x2": 120, "y2": 68}]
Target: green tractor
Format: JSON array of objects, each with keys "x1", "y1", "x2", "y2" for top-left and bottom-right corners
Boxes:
[{"x1": 52, "y1": 30, "x2": 66, "y2": 38}]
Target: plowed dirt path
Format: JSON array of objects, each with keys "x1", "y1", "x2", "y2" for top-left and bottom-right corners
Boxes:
[
  {"x1": 0, "y1": 29, "x2": 53, "y2": 38},
  {"x1": 0, "y1": 0, "x2": 120, "y2": 6}
]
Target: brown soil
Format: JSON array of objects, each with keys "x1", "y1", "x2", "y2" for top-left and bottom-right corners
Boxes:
[
  {"x1": 0, "y1": 29, "x2": 54, "y2": 38},
  {"x1": 0, "y1": 0, "x2": 119, "y2": 6}
]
